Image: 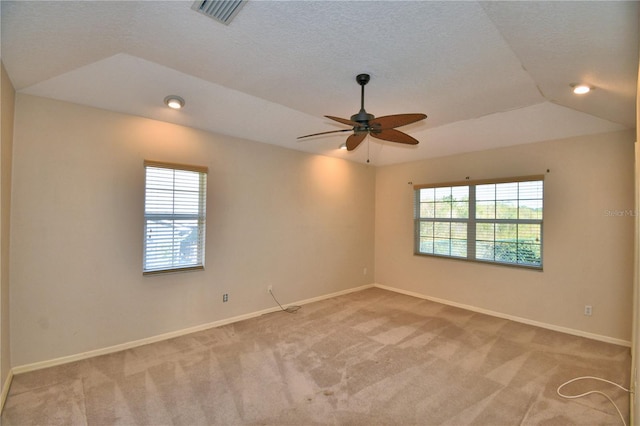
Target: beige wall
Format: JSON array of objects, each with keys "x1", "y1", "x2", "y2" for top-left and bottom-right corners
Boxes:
[
  {"x1": 8, "y1": 92, "x2": 636, "y2": 368},
  {"x1": 375, "y1": 130, "x2": 635, "y2": 342},
  {"x1": 1, "y1": 62, "x2": 15, "y2": 396},
  {"x1": 10, "y1": 94, "x2": 376, "y2": 366}
]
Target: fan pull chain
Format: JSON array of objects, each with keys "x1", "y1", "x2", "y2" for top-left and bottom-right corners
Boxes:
[{"x1": 367, "y1": 136, "x2": 370, "y2": 163}]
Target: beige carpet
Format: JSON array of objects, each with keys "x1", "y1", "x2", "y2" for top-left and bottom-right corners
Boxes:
[{"x1": 2, "y1": 288, "x2": 631, "y2": 425}]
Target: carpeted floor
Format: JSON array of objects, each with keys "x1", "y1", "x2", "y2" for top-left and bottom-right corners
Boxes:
[{"x1": 2, "y1": 287, "x2": 632, "y2": 425}]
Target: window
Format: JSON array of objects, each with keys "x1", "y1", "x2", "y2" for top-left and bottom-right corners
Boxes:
[
  {"x1": 143, "y1": 161, "x2": 208, "y2": 274},
  {"x1": 414, "y1": 176, "x2": 543, "y2": 269}
]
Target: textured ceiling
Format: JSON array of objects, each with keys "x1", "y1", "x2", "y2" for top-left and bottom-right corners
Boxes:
[{"x1": 1, "y1": 0, "x2": 637, "y2": 165}]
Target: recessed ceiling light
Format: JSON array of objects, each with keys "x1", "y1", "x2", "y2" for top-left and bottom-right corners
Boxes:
[
  {"x1": 164, "y1": 95, "x2": 185, "y2": 109},
  {"x1": 571, "y1": 84, "x2": 592, "y2": 95}
]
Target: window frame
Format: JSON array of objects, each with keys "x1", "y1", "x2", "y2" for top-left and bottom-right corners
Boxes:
[
  {"x1": 143, "y1": 160, "x2": 208, "y2": 275},
  {"x1": 414, "y1": 175, "x2": 544, "y2": 270}
]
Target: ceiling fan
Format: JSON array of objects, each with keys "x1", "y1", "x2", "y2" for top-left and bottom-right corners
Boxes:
[{"x1": 298, "y1": 73, "x2": 427, "y2": 151}]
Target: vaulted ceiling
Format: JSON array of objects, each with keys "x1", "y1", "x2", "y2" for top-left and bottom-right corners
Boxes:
[{"x1": 1, "y1": 1, "x2": 637, "y2": 165}]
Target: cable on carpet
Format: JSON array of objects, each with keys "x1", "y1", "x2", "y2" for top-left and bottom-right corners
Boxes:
[
  {"x1": 269, "y1": 288, "x2": 300, "y2": 314},
  {"x1": 556, "y1": 376, "x2": 630, "y2": 426}
]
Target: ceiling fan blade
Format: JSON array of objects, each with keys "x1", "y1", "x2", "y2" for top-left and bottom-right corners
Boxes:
[
  {"x1": 325, "y1": 115, "x2": 360, "y2": 127},
  {"x1": 297, "y1": 128, "x2": 353, "y2": 139},
  {"x1": 346, "y1": 132, "x2": 367, "y2": 151},
  {"x1": 370, "y1": 128, "x2": 419, "y2": 145},
  {"x1": 370, "y1": 113, "x2": 427, "y2": 130}
]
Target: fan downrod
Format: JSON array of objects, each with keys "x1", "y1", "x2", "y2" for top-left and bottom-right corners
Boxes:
[{"x1": 352, "y1": 73, "x2": 374, "y2": 124}]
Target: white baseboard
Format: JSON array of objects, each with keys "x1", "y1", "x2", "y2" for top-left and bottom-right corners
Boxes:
[
  {"x1": 13, "y1": 281, "x2": 625, "y2": 377},
  {"x1": 12, "y1": 284, "x2": 375, "y2": 375},
  {"x1": 1, "y1": 369, "x2": 13, "y2": 414},
  {"x1": 374, "y1": 283, "x2": 632, "y2": 347}
]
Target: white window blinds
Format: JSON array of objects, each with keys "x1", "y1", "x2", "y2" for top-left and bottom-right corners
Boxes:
[
  {"x1": 143, "y1": 161, "x2": 208, "y2": 274},
  {"x1": 414, "y1": 176, "x2": 544, "y2": 269}
]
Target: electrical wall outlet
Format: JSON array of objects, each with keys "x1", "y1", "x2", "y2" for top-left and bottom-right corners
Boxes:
[
  {"x1": 584, "y1": 305, "x2": 592, "y2": 316},
  {"x1": 267, "y1": 285, "x2": 273, "y2": 293},
  {"x1": 223, "y1": 293, "x2": 229, "y2": 303}
]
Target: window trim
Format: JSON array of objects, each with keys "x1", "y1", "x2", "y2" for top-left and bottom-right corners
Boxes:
[
  {"x1": 413, "y1": 174, "x2": 545, "y2": 190},
  {"x1": 143, "y1": 160, "x2": 208, "y2": 275},
  {"x1": 413, "y1": 175, "x2": 544, "y2": 270},
  {"x1": 144, "y1": 160, "x2": 208, "y2": 174}
]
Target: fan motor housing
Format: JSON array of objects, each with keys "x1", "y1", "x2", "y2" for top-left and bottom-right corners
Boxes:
[{"x1": 351, "y1": 111, "x2": 375, "y2": 124}]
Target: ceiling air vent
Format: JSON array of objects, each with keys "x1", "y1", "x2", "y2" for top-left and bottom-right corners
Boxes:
[{"x1": 191, "y1": 0, "x2": 247, "y2": 25}]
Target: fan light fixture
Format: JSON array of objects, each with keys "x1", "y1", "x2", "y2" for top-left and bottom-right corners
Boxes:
[
  {"x1": 339, "y1": 143, "x2": 347, "y2": 150},
  {"x1": 571, "y1": 84, "x2": 592, "y2": 95},
  {"x1": 164, "y1": 95, "x2": 185, "y2": 109}
]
